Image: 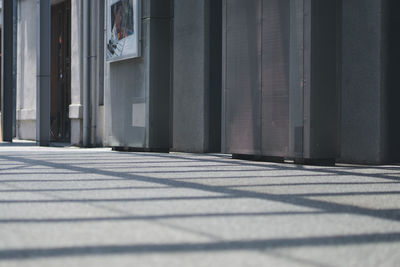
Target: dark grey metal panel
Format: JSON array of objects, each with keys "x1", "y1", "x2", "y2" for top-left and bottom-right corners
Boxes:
[
  {"x1": 208, "y1": 0, "x2": 223, "y2": 153},
  {"x1": 387, "y1": 0, "x2": 400, "y2": 162},
  {"x1": 12, "y1": 0, "x2": 17, "y2": 138},
  {"x1": 288, "y1": 0, "x2": 305, "y2": 158},
  {"x1": 36, "y1": 0, "x2": 51, "y2": 146},
  {"x1": 306, "y1": 0, "x2": 339, "y2": 159},
  {"x1": 149, "y1": 18, "x2": 172, "y2": 150},
  {"x1": 142, "y1": 0, "x2": 173, "y2": 19},
  {"x1": 340, "y1": 0, "x2": 400, "y2": 164},
  {"x1": 222, "y1": 0, "x2": 338, "y2": 160},
  {"x1": 221, "y1": 0, "x2": 227, "y2": 153},
  {"x1": 223, "y1": 0, "x2": 262, "y2": 155},
  {"x1": 340, "y1": 0, "x2": 383, "y2": 163},
  {"x1": 1, "y1": 0, "x2": 15, "y2": 142},
  {"x1": 261, "y1": 0, "x2": 290, "y2": 157}
]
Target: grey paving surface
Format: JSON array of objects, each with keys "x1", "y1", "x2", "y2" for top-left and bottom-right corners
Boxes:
[{"x1": 0, "y1": 141, "x2": 400, "y2": 267}]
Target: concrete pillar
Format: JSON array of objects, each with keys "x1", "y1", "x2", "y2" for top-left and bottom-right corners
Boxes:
[
  {"x1": 69, "y1": 0, "x2": 83, "y2": 146},
  {"x1": 104, "y1": 0, "x2": 172, "y2": 151},
  {"x1": 36, "y1": 0, "x2": 51, "y2": 146},
  {"x1": 172, "y1": 0, "x2": 222, "y2": 153}
]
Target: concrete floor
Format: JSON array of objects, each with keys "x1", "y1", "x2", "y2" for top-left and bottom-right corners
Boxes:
[{"x1": 0, "y1": 141, "x2": 399, "y2": 266}]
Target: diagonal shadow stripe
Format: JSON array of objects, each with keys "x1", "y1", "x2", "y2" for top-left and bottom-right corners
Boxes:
[
  {"x1": 1, "y1": 155, "x2": 400, "y2": 222},
  {"x1": 137, "y1": 152, "x2": 400, "y2": 182},
  {"x1": 292, "y1": 191, "x2": 400, "y2": 197},
  {"x1": 0, "y1": 232, "x2": 400, "y2": 260},
  {"x1": 0, "y1": 195, "x2": 236, "y2": 204},
  {"x1": 0, "y1": 186, "x2": 169, "y2": 193},
  {"x1": 0, "y1": 211, "x2": 327, "y2": 224},
  {"x1": 225, "y1": 181, "x2": 400, "y2": 187}
]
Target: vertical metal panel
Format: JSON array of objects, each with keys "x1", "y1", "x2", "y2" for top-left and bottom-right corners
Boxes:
[
  {"x1": 12, "y1": 0, "x2": 17, "y2": 138},
  {"x1": 387, "y1": 0, "x2": 400, "y2": 162},
  {"x1": 1, "y1": 0, "x2": 14, "y2": 142},
  {"x1": 208, "y1": 0, "x2": 222, "y2": 152},
  {"x1": 36, "y1": 0, "x2": 51, "y2": 146},
  {"x1": 148, "y1": 17, "x2": 172, "y2": 150},
  {"x1": 302, "y1": 0, "x2": 312, "y2": 157},
  {"x1": 289, "y1": 0, "x2": 305, "y2": 157},
  {"x1": 223, "y1": 0, "x2": 338, "y2": 160},
  {"x1": 224, "y1": 0, "x2": 262, "y2": 155},
  {"x1": 307, "y1": 0, "x2": 339, "y2": 159},
  {"x1": 221, "y1": 0, "x2": 227, "y2": 153},
  {"x1": 341, "y1": 0, "x2": 384, "y2": 163},
  {"x1": 261, "y1": 0, "x2": 290, "y2": 157}
]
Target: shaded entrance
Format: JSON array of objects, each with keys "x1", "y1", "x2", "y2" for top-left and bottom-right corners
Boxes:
[{"x1": 50, "y1": 1, "x2": 71, "y2": 142}]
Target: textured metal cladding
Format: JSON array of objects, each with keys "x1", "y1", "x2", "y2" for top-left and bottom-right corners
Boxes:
[
  {"x1": 224, "y1": 0, "x2": 262, "y2": 155},
  {"x1": 341, "y1": 0, "x2": 383, "y2": 163},
  {"x1": 261, "y1": 0, "x2": 290, "y2": 156},
  {"x1": 340, "y1": 0, "x2": 400, "y2": 164},
  {"x1": 288, "y1": 0, "x2": 305, "y2": 158},
  {"x1": 148, "y1": 19, "x2": 172, "y2": 149},
  {"x1": 308, "y1": 0, "x2": 339, "y2": 159},
  {"x1": 224, "y1": 0, "x2": 291, "y2": 156},
  {"x1": 223, "y1": 0, "x2": 338, "y2": 160}
]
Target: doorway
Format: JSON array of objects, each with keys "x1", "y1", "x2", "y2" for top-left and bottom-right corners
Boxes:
[{"x1": 50, "y1": 1, "x2": 71, "y2": 142}]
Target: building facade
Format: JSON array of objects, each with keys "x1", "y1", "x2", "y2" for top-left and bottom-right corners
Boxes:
[{"x1": 2, "y1": 0, "x2": 400, "y2": 164}]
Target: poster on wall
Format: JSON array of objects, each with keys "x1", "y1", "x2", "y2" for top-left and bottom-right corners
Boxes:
[{"x1": 106, "y1": 0, "x2": 140, "y2": 61}]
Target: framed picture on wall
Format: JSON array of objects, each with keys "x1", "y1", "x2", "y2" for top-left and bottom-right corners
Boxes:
[{"x1": 106, "y1": 0, "x2": 140, "y2": 61}]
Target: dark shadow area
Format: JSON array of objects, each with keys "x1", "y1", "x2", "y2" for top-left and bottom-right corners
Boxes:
[
  {"x1": 126, "y1": 150, "x2": 400, "y2": 169},
  {"x1": 0, "y1": 195, "x2": 236, "y2": 204},
  {"x1": 0, "y1": 232, "x2": 400, "y2": 260},
  {"x1": 0, "y1": 172, "x2": 81, "y2": 176},
  {"x1": 0, "y1": 178, "x2": 129, "y2": 183},
  {"x1": 0, "y1": 211, "x2": 326, "y2": 224},
  {"x1": 0, "y1": 185, "x2": 169, "y2": 193},
  {"x1": 123, "y1": 168, "x2": 276, "y2": 174},
  {"x1": 137, "y1": 152, "x2": 400, "y2": 182},
  {"x1": 0, "y1": 142, "x2": 36, "y2": 147},
  {"x1": 0, "y1": 165, "x2": 31, "y2": 171},
  {"x1": 386, "y1": 0, "x2": 400, "y2": 163},
  {"x1": 172, "y1": 174, "x2": 343, "y2": 180},
  {"x1": 293, "y1": 191, "x2": 400, "y2": 197},
  {"x1": 52, "y1": 160, "x2": 203, "y2": 165},
  {"x1": 50, "y1": 142, "x2": 71, "y2": 148},
  {"x1": 225, "y1": 181, "x2": 400, "y2": 187},
  {"x1": 97, "y1": 164, "x2": 232, "y2": 170}
]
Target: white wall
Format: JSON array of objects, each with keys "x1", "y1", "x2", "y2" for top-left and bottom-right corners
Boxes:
[{"x1": 16, "y1": 0, "x2": 37, "y2": 140}]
